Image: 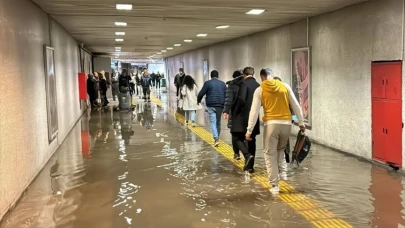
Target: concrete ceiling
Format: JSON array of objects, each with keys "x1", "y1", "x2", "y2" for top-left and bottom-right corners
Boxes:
[{"x1": 32, "y1": 0, "x2": 366, "y2": 59}]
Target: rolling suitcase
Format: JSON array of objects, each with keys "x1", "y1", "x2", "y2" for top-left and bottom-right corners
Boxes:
[{"x1": 291, "y1": 130, "x2": 311, "y2": 166}]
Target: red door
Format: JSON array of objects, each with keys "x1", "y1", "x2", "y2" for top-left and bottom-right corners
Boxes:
[
  {"x1": 371, "y1": 63, "x2": 386, "y2": 99},
  {"x1": 372, "y1": 100, "x2": 386, "y2": 161},
  {"x1": 371, "y1": 61, "x2": 402, "y2": 167},
  {"x1": 384, "y1": 62, "x2": 402, "y2": 100},
  {"x1": 385, "y1": 100, "x2": 402, "y2": 167}
]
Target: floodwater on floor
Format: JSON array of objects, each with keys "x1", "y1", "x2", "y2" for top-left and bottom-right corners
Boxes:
[{"x1": 1, "y1": 92, "x2": 405, "y2": 228}]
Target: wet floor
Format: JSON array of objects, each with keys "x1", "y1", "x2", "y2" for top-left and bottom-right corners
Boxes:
[{"x1": 1, "y1": 91, "x2": 405, "y2": 228}]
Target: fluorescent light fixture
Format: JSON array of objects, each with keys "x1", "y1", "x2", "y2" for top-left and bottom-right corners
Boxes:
[
  {"x1": 197, "y1": 34, "x2": 207, "y2": 37},
  {"x1": 115, "y1": 46, "x2": 122, "y2": 49},
  {"x1": 184, "y1": 39, "x2": 193, "y2": 43},
  {"x1": 161, "y1": 50, "x2": 167, "y2": 53},
  {"x1": 167, "y1": 47, "x2": 173, "y2": 50},
  {"x1": 116, "y1": 4, "x2": 133, "y2": 10},
  {"x1": 115, "y1": 22, "x2": 127, "y2": 26},
  {"x1": 216, "y1": 25, "x2": 230, "y2": 29},
  {"x1": 156, "y1": 52, "x2": 162, "y2": 55},
  {"x1": 246, "y1": 9, "x2": 265, "y2": 15},
  {"x1": 115, "y1": 38, "x2": 124, "y2": 42},
  {"x1": 115, "y1": 32, "x2": 126, "y2": 35},
  {"x1": 174, "y1": 44, "x2": 181, "y2": 47}
]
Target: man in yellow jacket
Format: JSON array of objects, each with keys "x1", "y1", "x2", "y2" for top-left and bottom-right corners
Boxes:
[{"x1": 245, "y1": 68, "x2": 305, "y2": 194}]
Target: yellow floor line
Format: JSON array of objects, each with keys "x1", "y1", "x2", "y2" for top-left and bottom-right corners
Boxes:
[{"x1": 151, "y1": 95, "x2": 352, "y2": 228}]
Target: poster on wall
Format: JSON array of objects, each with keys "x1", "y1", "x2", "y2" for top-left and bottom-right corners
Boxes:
[
  {"x1": 291, "y1": 47, "x2": 311, "y2": 127},
  {"x1": 203, "y1": 59, "x2": 209, "y2": 81},
  {"x1": 44, "y1": 46, "x2": 59, "y2": 142}
]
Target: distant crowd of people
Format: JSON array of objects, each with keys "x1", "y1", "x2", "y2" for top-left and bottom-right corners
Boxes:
[
  {"x1": 87, "y1": 69, "x2": 164, "y2": 110},
  {"x1": 175, "y1": 67, "x2": 305, "y2": 194}
]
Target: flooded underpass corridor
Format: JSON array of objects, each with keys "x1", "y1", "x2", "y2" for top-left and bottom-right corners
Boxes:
[{"x1": 2, "y1": 92, "x2": 405, "y2": 228}]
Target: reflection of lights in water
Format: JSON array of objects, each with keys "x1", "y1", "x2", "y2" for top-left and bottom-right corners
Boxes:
[{"x1": 112, "y1": 121, "x2": 141, "y2": 226}]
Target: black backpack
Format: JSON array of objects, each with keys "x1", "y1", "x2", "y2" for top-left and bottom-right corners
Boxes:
[{"x1": 291, "y1": 130, "x2": 311, "y2": 165}]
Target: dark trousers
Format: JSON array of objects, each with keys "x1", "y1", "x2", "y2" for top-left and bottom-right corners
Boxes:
[
  {"x1": 232, "y1": 132, "x2": 257, "y2": 165},
  {"x1": 176, "y1": 86, "x2": 180, "y2": 97},
  {"x1": 129, "y1": 83, "x2": 135, "y2": 96},
  {"x1": 89, "y1": 92, "x2": 96, "y2": 106},
  {"x1": 143, "y1": 87, "x2": 151, "y2": 99},
  {"x1": 156, "y1": 80, "x2": 161, "y2": 89},
  {"x1": 102, "y1": 90, "x2": 108, "y2": 106}
]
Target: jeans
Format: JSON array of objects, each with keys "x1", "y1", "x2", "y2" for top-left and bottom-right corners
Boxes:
[
  {"x1": 262, "y1": 124, "x2": 291, "y2": 185},
  {"x1": 156, "y1": 80, "x2": 161, "y2": 89},
  {"x1": 184, "y1": 110, "x2": 196, "y2": 123},
  {"x1": 207, "y1": 107, "x2": 223, "y2": 141}
]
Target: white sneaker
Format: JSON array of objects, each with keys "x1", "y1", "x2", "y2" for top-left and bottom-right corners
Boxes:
[{"x1": 270, "y1": 185, "x2": 279, "y2": 195}]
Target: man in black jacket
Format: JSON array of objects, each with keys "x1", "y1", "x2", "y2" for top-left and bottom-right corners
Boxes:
[
  {"x1": 230, "y1": 67, "x2": 260, "y2": 173},
  {"x1": 223, "y1": 70, "x2": 243, "y2": 160},
  {"x1": 174, "y1": 68, "x2": 185, "y2": 99}
]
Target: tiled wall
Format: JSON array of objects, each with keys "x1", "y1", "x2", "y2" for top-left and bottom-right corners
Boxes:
[{"x1": 0, "y1": 0, "x2": 81, "y2": 219}]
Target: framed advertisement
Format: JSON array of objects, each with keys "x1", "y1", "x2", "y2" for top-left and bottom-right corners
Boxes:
[
  {"x1": 44, "y1": 46, "x2": 59, "y2": 142},
  {"x1": 291, "y1": 47, "x2": 311, "y2": 128},
  {"x1": 203, "y1": 60, "x2": 209, "y2": 81}
]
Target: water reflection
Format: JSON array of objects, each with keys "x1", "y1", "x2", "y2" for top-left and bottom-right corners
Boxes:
[
  {"x1": 369, "y1": 166, "x2": 405, "y2": 227},
  {"x1": 3, "y1": 94, "x2": 405, "y2": 228}
]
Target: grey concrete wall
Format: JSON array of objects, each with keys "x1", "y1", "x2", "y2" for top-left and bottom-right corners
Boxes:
[
  {"x1": 0, "y1": 0, "x2": 81, "y2": 219},
  {"x1": 166, "y1": 0, "x2": 405, "y2": 164}
]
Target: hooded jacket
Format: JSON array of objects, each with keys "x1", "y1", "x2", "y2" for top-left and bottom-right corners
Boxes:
[
  {"x1": 261, "y1": 80, "x2": 291, "y2": 122},
  {"x1": 246, "y1": 79, "x2": 305, "y2": 134}
]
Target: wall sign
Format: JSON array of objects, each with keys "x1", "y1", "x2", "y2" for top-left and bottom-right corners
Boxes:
[{"x1": 291, "y1": 47, "x2": 311, "y2": 128}]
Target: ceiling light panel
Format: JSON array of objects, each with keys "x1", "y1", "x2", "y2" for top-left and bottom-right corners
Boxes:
[
  {"x1": 216, "y1": 25, "x2": 230, "y2": 29},
  {"x1": 246, "y1": 9, "x2": 265, "y2": 15},
  {"x1": 115, "y1": 22, "x2": 127, "y2": 26},
  {"x1": 174, "y1": 44, "x2": 181, "y2": 47},
  {"x1": 115, "y1": 32, "x2": 126, "y2": 35},
  {"x1": 197, "y1": 34, "x2": 207, "y2": 37},
  {"x1": 184, "y1": 39, "x2": 193, "y2": 43},
  {"x1": 116, "y1": 4, "x2": 133, "y2": 10},
  {"x1": 161, "y1": 50, "x2": 167, "y2": 52},
  {"x1": 115, "y1": 39, "x2": 124, "y2": 42},
  {"x1": 167, "y1": 47, "x2": 173, "y2": 50}
]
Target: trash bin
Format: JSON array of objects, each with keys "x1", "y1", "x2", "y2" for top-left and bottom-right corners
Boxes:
[{"x1": 118, "y1": 92, "x2": 131, "y2": 110}]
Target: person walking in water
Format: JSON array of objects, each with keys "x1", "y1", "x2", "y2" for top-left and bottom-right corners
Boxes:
[
  {"x1": 197, "y1": 70, "x2": 226, "y2": 147},
  {"x1": 230, "y1": 67, "x2": 260, "y2": 173},
  {"x1": 181, "y1": 75, "x2": 201, "y2": 127},
  {"x1": 141, "y1": 68, "x2": 152, "y2": 102},
  {"x1": 246, "y1": 68, "x2": 305, "y2": 194},
  {"x1": 174, "y1": 68, "x2": 185, "y2": 99},
  {"x1": 223, "y1": 70, "x2": 243, "y2": 160}
]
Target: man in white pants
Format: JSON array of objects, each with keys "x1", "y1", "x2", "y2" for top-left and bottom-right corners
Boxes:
[{"x1": 245, "y1": 68, "x2": 305, "y2": 194}]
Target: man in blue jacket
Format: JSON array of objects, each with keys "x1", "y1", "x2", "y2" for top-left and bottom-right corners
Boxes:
[{"x1": 198, "y1": 70, "x2": 226, "y2": 147}]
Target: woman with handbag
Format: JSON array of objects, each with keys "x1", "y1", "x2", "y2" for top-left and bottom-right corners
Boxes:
[{"x1": 180, "y1": 75, "x2": 201, "y2": 127}]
